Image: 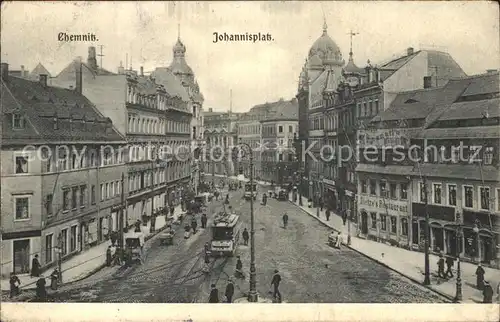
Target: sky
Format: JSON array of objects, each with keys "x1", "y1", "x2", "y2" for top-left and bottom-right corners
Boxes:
[{"x1": 1, "y1": 1, "x2": 498, "y2": 113}]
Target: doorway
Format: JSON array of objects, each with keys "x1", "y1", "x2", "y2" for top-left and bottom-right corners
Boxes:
[
  {"x1": 412, "y1": 221, "x2": 419, "y2": 245},
  {"x1": 361, "y1": 212, "x2": 368, "y2": 235},
  {"x1": 13, "y1": 239, "x2": 30, "y2": 274},
  {"x1": 480, "y1": 235, "x2": 493, "y2": 263},
  {"x1": 445, "y1": 229, "x2": 457, "y2": 256},
  {"x1": 431, "y1": 226, "x2": 444, "y2": 252}
]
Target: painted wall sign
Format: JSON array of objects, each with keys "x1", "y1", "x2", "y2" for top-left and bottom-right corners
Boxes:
[{"x1": 359, "y1": 195, "x2": 409, "y2": 213}]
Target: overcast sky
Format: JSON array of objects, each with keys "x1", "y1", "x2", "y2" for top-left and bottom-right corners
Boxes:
[{"x1": 1, "y1": 1, "x2": 498, "y2": 113}]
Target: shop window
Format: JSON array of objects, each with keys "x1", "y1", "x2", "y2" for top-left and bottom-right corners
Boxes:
[
  {"x1": 433, "y1": 183, "x2": 442, "y2": 204},
  {"x1": 480, "y1": 187, "x2": 490, "y2": 210},
  {"x1": 463, "y1": 185, "x2": 474, "y2": 208},
  {"x1": 390, "y1": 216, "x2": 397, "y2": 234},
  {"x1": 448, "y1": 184, "x2": 457, "y2": 206},
  {"x1": 380, "y1": 214, "x2": 387, "y2": 231},
  {"x1": 401, "y1": 218, "x2": 408, "y2": 236},
  {"x1": 370, "y1": 213, "x2": 377, "y2": 229},
  {"x1": 400, "y1": 183, "x2": 408, "y2": 200}
]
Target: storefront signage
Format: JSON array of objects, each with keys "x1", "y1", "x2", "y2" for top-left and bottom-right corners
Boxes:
[
  {"x1": 358, "y1": 129, "x2": 410, "y2": 148},
  {"x1": 323, "y1": 178, "x2": 336, "y2": 186},
  {"x1": 359, "y1": 195, "x2": 408, "y2": 213}
]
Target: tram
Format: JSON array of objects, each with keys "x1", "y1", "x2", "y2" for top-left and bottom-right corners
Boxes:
[
  {"x1": 210, "y1": 212, "x2": 242, "y2": 257},
  {"x1": 244, "y1": 182, "x2": 258, "y2": 200}
]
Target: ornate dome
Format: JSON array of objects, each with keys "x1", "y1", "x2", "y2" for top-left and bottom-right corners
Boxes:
[
  {"x1": 308, "y1": 21, "x2": 343, "y2": 65},
  {"x1": 308, "y1": 54, "x2": 323, "y2": 69},
  {"x1": 173, "y1": 39, "x2": 186, "y2": 56},
  {"x1": 169, "y1": 37, "x2": 194, "y2": 76},
  {"x1": 343, "y1": 53, "x2": 364, "y2": 75}
]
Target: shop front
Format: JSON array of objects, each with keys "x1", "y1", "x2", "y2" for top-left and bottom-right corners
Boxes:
[
  {"x1": 322, "y1": 178, "x2": 338, "y2": 210},
  {"x1": 463, "y1": 210, "x2": 498, "y2": 266}
]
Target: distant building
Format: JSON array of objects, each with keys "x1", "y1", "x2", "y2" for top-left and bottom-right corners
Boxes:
[{"x1": 1, "y1": 62, "x2": 127, "y2": 277}]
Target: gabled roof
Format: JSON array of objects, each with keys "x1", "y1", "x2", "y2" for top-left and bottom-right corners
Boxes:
[
  {"x1": 55, "y1": 60, "x2": 114, "y2": 80},
  {"x1": 1, "y1": 75, "x2": 125, "y2": 144},
  {"x1": 151, "y1": 67, "x2": 190, "y2": 102},
  {"x1": 262, "y1": 99, "x2": 299, "y2": 121},
  {"x1": 461, "y1": 71, "x2": 499, "y2": 97},
  {"x1": 136, "y1": 76, "x2": 158, "y2": 95},
  {"x1": 28, "y1": 63, "x2": 52, "y2": 80}
]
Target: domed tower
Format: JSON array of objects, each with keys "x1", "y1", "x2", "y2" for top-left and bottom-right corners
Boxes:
[
  {"x1": 169, "y1": 26, "x2": 194, "y2": 85},
  {"x1": 342, "y1": 31, "x2": 364, "y2": 88}
]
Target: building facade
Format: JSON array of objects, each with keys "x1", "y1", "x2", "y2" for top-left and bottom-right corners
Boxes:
[{"x1": 1, "y1": 63, "x2": 127, "y2": 277}]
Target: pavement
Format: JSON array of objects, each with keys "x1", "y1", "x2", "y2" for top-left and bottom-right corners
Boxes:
[
  {"x1": 288, "y1": 194, "x2": 500, "y2": 303},
  {"x1": 1, "y1": 205, "x2": 184, "y2": 294}
]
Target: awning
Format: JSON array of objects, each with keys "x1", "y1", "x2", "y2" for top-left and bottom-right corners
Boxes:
[
  {"x1": 414, "y1": 126, "x2": 499, "y2": 139},
  {"x1": 356, "y1": 163, "x2": 413, "y2": 176}
]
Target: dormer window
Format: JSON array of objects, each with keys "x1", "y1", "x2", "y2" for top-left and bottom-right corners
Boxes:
[{"x1": 12, "y1": 113, "x2": 25, "y2": 129}]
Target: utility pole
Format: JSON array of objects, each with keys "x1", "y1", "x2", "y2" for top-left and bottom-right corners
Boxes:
[
  {"x1": 98, "y1": 45, "x2": 105, "y2": 69},
  {"x1": 247, "y1": 144, "x2": 257, "y2": 302},
  {"x1": 423, "y1": 176, "x2": 431, "y2": 285},
  {"x1": 119, "y1": 172, "x2": 125, "y2": 257},
  {"x1": 57, "y1": 233, "x2": 63, "y2": 283}
]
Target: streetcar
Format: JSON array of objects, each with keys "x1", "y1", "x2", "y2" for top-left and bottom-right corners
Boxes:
[
  {"x1": 244, "y1": 182, "x2": 258, "y2": 200},
  {"x1": 210, "y1": 212, "x2": 242, "y2": 257}
]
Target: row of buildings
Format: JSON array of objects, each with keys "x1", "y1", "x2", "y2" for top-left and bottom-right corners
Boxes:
[
  {"x1": 202, "y1": 98, "x2": 298, "y2": 185},
  {"x1": 295, "y1": 21, "x2": 500, "y2": 267},
  {"x1": 1, "y1": 34, "x2": 206, "y2": 276}
]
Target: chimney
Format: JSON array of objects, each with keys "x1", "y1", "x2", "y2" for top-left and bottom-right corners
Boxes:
[
  {"x1": 208, "y1": 108, "x2": 213, "y2": 112},
  {"x1": 21, "y1": 65, "x2": 25, "y2": 77},
  {"x1": 1, "y1": 63, "x2": 8, "y2": 80},
  {"x1": 486, "y1": 69, "x2": 497, "y2": 74},
  {"x1": 118, "y1": 61, "x2": 124, "y2": 74},
  {"x1": 407, "y1": 47, "x2": 414, "y2": 56},
  {"x1": 423, "y1": 76, "x2": 432, "y2": 89},
  {"x1": 87, "y1": 46, "x2": 98, "y2": 70},
  {"x1": 75, "y1": 57, "x2": 83, "y2": 94},
  {"x1": 140, "y1": 66, "x2": 144, "y2": 76},
  {"x1": 39, "y1": 74, "x2": 48, "y2": 87}
]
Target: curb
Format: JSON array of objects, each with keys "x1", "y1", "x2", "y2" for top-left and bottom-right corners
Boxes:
[{"x1": 288, "y1": 199, "x2": 455, "y2": 303}]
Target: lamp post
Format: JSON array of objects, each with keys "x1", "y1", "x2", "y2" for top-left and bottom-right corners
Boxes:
[
  {"x1": 422, "y1": 176, "x2": 431, "y2": 285},
  {"x1": 472, "y1": 221, "x2": 480, "y2": 263},
  {"x1": 238, "y1": 139, "x2": 258, "y2": 302},
  {"x1": 347, "y1": 208, "x2": 352, "y2": 245},
  {"x1": 455, "y1": 212, "x2": 463, "y2": 302},
  {"x1": 56, "y1": 233, "x2": 63, "y2": 283}
]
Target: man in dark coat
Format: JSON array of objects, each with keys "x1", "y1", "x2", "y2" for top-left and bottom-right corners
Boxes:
[
  {"x1": 325, "y1": 208, "x2": 331, "y2": 221},
  {"x1": 106, "y1": 246, "x2": 113, "y2": 267},
  {"x1": 225, "y1": 278, "x2": 235, "y2": 303},
  {"x1": 201, "y1": 213, "x2": 208, "y2": 229},
  {"x1": 31, "y1": 254, "x2": 41, "y2": 277},
  {"x1": 437, "y1": 254, "x2": 446, "y2": 278},
  {"x1": 476, "y1": 263, "x2": 485, "y2": 290},
  {"x1": 36, "y1": 275, "x2": 47, "y2": 301},
  {"x1": 191, "y1": 217, "x2": 198, "y2": 234},
  {"x1": 445, "y1": 256, "x2": 454, "y2": 278},
  {"x1": 235, "y1": 256, "x2": 244, "y2": 278},
  {"x1": 242, "y1": 228, "x2": 249, "y2": 246},
  {"x1": 9, "y1": 272, "x2": 21, "y2": 298},
  {"x1": 271, "y1": 269, "x2": 282, "y2": 302},
  {"x1": 208, "y1": 284, "x2": 219, "y2": 303},
  {"x1": 483, "y1": 281, "x2": 494, "y2": 303}
]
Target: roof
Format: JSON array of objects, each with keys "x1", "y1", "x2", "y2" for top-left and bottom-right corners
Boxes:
[
  {"x1": 55, "y1": 60, "x2": 114, "y2": 80},
  {"x1": 308, "y1": 23, "x2": 343, "y2": 65},
  {"x1": 343, "y1": 55, "x2": 365, "y2": 75},
  {"x1": 213, "y1": 214, "x2": 239, "y2": 227},
  {"x1": 438, "y1": 98, "x2": 500, "y2": 121},
  {"x1": 136, "y1": 76, "x2": 158, "y2": 95},
  {"x1": 151, "y1": 67, "x2": 190, "y2": 102},
  {"x1": 356, "y1": 164, "x2": 414, "y2": 176},
  {"x1": 460, "y1": 72, "x2": 499, "y2": 97},
  {"x1": 1, "y1": 75, "x2": 125, "y2": 144},
  {"x1": 411, "y1": 164, "x2": 499, "y2": 182},
  {"x1": 28, "y1": 63, "x2": 52, "y2": 80},
  {"x1": 260, "y1": 99, "x2": 298, "y2": 122},
  {"x1": 414, "y1": 126, "x2": 499, "y2": 139}
]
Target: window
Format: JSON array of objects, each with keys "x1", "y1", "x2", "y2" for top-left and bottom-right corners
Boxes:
[
  {"x1": 433, "y1": 183, "x2": 442, "y2": 204},
  {"x1": 448, "y1": 184, "x2": 457, "y2": 206},
  {"x1": 401, "y1": 218, "x2": 408, "y2": 236},
  {"x1": 63, "y1": 189, "x2": 70, "y2": 210},
  {"x1": 60, "y1": 229, "x2": 67, "y2": 256},
  {"x1": 361, "y1": 180, "x2": 367, "y2": 193},
  {"x1": 483, "y1": 147, "x2": 493, "y2": 165},
  {"x1": 289, "y1": 125, "x2": 293, "y2": 132},
  {"x1": 12, "y1": 114, "x2": 25, "y2": 129},
  {"x1": 463, "y1": 186, "x2": 473, "y2": 208},
  {"x1": 58, "y1": 148, "x2": 68, "y2": 170},
  {"x1": 370, "y1": 180, "x2": 376, "y2": 196},
  {"x1": 14, "y1": 196, "x2": 29, "y2": 220},
  {"x1": 15, "y1": 155, "x2": 28, "y2": 174},
  {"x1": 45, "y1": 194, "x2": 53, "y2": 216},
  {"x1": 80, "y1": 185, "x2": 86, "y2": 207},
  {"x1": 106, "y1": 183, "x2": 110, "y2": 199},
  {"x1": 380, "y1": 181, "x2": 387, "y2": 197},
  {"x1": 100, "y1": 184, "x2": 105, "y2": 201},
  {"x1": 419, "y1": 182, "x2": 427, "y2": 202},
  {"x1": 370, "y1": 213, "x2": 377, "y2": 229},
  {"x1": 91, "y1": 185, "x2": 96, "y2": 204},
  {"x1": 400, "y1": 183, "x2": 408, "y2": 200},
  {"x1": 70, "y1": 226, "x2": 77, "y2": 252},
  {"x1": 71, "y1": 187, "x2": 78, "y2": 209},
  {"x1": 45, "y1": 234, "x2": 53, "y2": 263},
  {"x1": 390, "y1": 183, "x2": 397, "y2": 199},
  {"x1": 72, "y1": 153, "x2": 78, "y2": 169},
  {"x1": 390, "y1": 216, "x2": 397, "y2": 234},
  {"x1": 380, "y1": 214, "x2": 387, "y2": 231},
  {"x1": 480, "y1": 187, "x2": 490, "y2": 210},
  {"x1": 278, "y1": 125, "x2": 283, "y2": 133}
]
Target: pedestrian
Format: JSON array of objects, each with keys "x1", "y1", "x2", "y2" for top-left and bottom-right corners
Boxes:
[
  {"x1": 31, "y1": 254, "x2": 41, "y2": 277},
  {"x1": 50, "y1": 268, "x2": 59, "y2": 290},
  {"x1": 271, "y1": 269, "x2": 282, "y2": 302},
  {"x1": 225, "y1": 278, "x2": 235, "y2": 303},
  {"x1": 35, "y1": 275, "x2": 47, "y2": 301},
  {"x1": 308, "y1": 198, "x2": 312, "y2": 208},
  {"x1": 134, "y1": 219, "x2": 141, "y2": 232},
  {"x1": 476, "y1": 263, "x2": 485, "y2": 290},
  {"x1": 437, "y1": 254, "x2": 446, "y2": 278},
  {"x1": 235, "y1": 256, "x2": 244, "y2": 279},
  {"x1": 170, "y1": 205, "x2": 175, "y2": 216},
  {"x1": 110, "y1": 231, "x2": 117, "y2": 246},
  {"x1": 9, "y1": 272, "x2": 21, "y2": 298},
  {"x1": 483, "y1": 281, "x2": 494, "y2": 303},
  {"x1": 242, "y1": 228, "x2": 249, "y2": 246},
  {"x1": 319, "y1": 197, "x2": 324, "y2": 211},
  {"x1": 150, "y1": 213, "x2": 156, "y2": 233},
  {"x1": 201, "y1": 213, "x2": 208, "y2": 229},
  {"x1": 342, "y1": 211, "x2": 347, "y2": 225},
  {"x1": 445, "y1": 255, "x2": 454, "y2": 278},
  {"x1": 208, "y1": 284, "x2": 219, "y2": 303},
  {"x1": 191, "y1": 217, "x2": 198, "y2": 234},
  {"x1": 325, "y1": 208, "x2": 331, "y2": 221},
  {"x1": 106, "y1": 246, "x2": 113, "y2": 267}
]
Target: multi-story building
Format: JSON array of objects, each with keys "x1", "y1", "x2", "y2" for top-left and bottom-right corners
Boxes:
[
  {"x1": 1, "y1": 63, "x2": 127, "y2": 277},
  {"x1": 52, "y1": 46, "x2": 192, "y2": 229},
  {"x1": 203, "y1": 108, "x2": 240, "y2": 177},
  {"x1": 260, "y1": 99, "x2": 298, "y2": 185},
  {"x1": 356, "y1": 71, "x2": 500, "y2": 268}
]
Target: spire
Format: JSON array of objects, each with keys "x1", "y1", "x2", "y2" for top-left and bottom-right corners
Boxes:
[
  {"x1": 229, "y1": 89, "x2": 233, "y2": 114},
  {"x1": 177, "y1": 23, "x2": 180, "y2": 40},
  {"x1": 323, "y1": 17, "x2": 328, "y2": 35},
  {"x1": 348, "y1": 30, "x2": 359, "y2": 60}
]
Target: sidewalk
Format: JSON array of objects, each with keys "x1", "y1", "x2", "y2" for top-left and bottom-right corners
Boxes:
[
  {"x1": 1, "y1": 205, "x2": 184, "y2": 292},
  {"x1": 289, "y1": 194, "x2": 500, "y2": 303}
]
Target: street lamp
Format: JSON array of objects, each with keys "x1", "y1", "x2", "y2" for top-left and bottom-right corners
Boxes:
[
  {"x1": 347, "y1": 208, "x2": 352, "y2": 245},
  {"x1": 454, "y1": 212, "x2": 463, "y2": 302},
  {"x1": 472, "y1": 220, "x2": 480, "y2": 263},
  {"x1": 238, "y1": 139, "x2": 258, "y2": 302}
]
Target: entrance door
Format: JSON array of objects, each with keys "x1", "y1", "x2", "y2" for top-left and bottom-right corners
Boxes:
[
  {"x1": 445, "y1": 229, "x2": 457, "y2": 256},
  {"x1": 432, "y1": 227, "x2": 444, "y2": 252},
  {"x1": 361, "y1": 212, "x2": 368, "y2": 235},
  {"x1": 480, "y1": 236, "x2": 492, "y2": 263},
  {"x1": 412, "y1": 221, "x2": 419, "y2": 245},
  {"x1": 13, "y1": 239, "x2": 30, "y2": 274}
]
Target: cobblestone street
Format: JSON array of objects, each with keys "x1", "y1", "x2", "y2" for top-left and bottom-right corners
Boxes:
[{"x1": 47, "y1": 185, "x2": 447, "y2": 303}]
